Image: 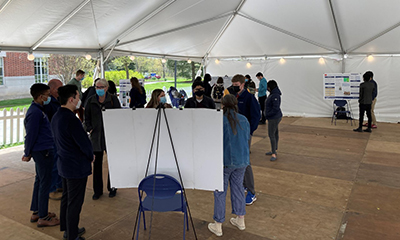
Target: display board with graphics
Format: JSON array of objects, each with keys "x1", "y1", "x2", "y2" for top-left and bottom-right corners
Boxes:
[
  {"x1": 323, "y1": 73, "x2": 361, "y2": 99},
  {"x1": 103, "y1": 108, "x2": 224, "y2": 191}
]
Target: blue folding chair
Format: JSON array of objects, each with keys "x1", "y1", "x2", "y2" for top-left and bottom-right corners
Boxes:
[
  {"x1": 136, "y1": 174, "x2": 189, "y2": 239},
  {"x1": 331, "y1": 100, "x2": 353, "y2": 125}
]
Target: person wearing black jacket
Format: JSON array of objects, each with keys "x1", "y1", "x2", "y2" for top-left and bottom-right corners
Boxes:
[
  {"x1": 184, "y1": 81, "x2": 216, "y2": 109},
  {"x1": 84, "y1": 78, "x2": 121, "y2": 200},
  {"x1": 354, "y1": 72, "x2": 375, "y2": 133},
  {"x1": 129, "y1": 77, "x2": 146, "y2": 108},
  {"x1": 51, "y1": 84, "x2": 93, "y2": 240},
  {"x1": 203, "y1": 73, "x2": 213, "y2": 98}
]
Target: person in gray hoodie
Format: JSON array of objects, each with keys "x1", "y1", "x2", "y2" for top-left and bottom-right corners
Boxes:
[{"x1": 354, "y1": 71, "x2": 375, "y2": 133}]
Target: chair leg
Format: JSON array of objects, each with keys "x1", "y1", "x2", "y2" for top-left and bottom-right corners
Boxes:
[
  {"x1": 136, "y1": 210, "x2": 142, "y2": 240},
  {"x1": 142, "y1": 210, "x2": 146, "y2": 230}
]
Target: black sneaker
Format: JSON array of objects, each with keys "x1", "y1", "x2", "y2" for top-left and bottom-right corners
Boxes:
[
  {"x1": 363, "y1": 128, "x2": 372, "y2": 133},
  {"x1": 109, "y1": 188, "x2": 117, "y2": 198},
  {"x1": 353, "y1": 128, "x2": 363, "y2": 132},
  {"x1": 92, "y1": 194, "x2": 102, "y2": 200},
  {"x1": 63, "y1": 227, "x2": 86, "y2": 240}
]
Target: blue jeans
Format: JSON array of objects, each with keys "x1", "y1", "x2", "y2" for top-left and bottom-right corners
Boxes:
[
  {"x1": 213, "y1": 167, "x2": 246, "y2": 223},
  {"x1": 30, "y1": 149, "x2": 54, "y2": 218},
  {"x1": 49, "y1": 144, "x2": 62, "y2": 193}
]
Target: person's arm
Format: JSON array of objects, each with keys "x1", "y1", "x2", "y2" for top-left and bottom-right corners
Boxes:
[
  {"x1": 129, "y1": 89, "x2": 135, "y2": 108},
  {"x1": 359, "y1": 84, "x2": 364, "y2": 103},
  {"x1": 113, "y1": 95, "x2": 121, "y2": 108},
  {"x1": 83, "y1": 98, "x2": 93, "y2": 132},
  {"x1": 70, "y1": 118, "x2": 94, "y2": 161},
  {"x1": 249, "y1": 96, "x2": 261, "y2": 135},
  {"x1": 23, "y1": 110, "x2": 41, "y2": 157},
  {"x1": 258, "y1": 79, "x2": 267, "y2": 94}
]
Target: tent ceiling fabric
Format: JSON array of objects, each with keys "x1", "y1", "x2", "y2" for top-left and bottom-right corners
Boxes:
[{"x1": 1, "y1": 0, "x2": 400, "y2": 58}]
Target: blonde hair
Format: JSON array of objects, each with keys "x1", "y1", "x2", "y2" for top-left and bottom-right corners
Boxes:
[{"x1": 231, "y1": 74, "x2": 245, "y2": 84}]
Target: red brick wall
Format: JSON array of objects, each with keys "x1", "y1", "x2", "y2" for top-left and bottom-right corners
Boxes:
[{"x1": 4, "y1": 52, "x2": 34, "y2": 77}]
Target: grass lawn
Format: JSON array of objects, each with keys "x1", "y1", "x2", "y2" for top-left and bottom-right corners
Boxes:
[{"x1": 0, "y1": 98, "x2": 32, "y2": 111}]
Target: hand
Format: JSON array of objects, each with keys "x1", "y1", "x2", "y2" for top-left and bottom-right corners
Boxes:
[
  {"x1": 92, "y1": 154, "x2": 96, "y2": 163},
  {"x1": 22, "y1": 155, "x2": 31, "y2": 162}
]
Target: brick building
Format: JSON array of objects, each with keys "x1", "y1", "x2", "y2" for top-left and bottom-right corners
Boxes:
[{"x1": 0, "y1": 52, "x2": 50, "y2": 100}]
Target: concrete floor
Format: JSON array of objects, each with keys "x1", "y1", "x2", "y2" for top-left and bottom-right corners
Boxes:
[{"x1": 0, "y1": 117, "x2": 399, "y2": 240}]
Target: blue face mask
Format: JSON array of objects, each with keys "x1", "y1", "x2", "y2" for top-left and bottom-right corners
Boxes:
[
  {"x1": 245, "y1": 79, "x2": 249, "y2": 82},
  {"x1": 96, "y1": 89, "x2": 105, "y2": 97},
  {"x1": 43, "y1": 96, "x2": 51, "y2": 105},
  {"x1": 160, "y1": 96, "x2": 167, "y2": 104}
]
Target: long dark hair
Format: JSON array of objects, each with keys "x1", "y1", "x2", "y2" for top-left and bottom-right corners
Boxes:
[
  {"x1": 147, "y1": 89, "x2": 164, "y2": 108},
  {"x1": 130, "y1": 77, "x2": 143, "y2": 94},
  {"x1": 222, "y1": 94, "x2": 240, "y2": 135}
]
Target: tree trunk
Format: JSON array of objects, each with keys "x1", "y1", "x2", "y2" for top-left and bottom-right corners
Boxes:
[
  {"x1": 125, "y1": 64, "x2": 129, "y2": 79},
  {"x1": 191, "y1": 61, "x2": 195, "y2": 81}
]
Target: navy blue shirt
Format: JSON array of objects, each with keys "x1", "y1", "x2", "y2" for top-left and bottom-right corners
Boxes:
[
  {"x1": 23, "y1": 102, "x2": 54, "y2": 157},
  {"x1": 264, "y1": 87, "x2": 283, "y2": 120},
  {"x1": 51, "y1": 107, "x2": 93, "y2": 179},
  {"x1": 371, "y1": 79, "x2": 378, "y2": 100},
  {"x1": 237, "y1": 90, "x2": 260, "y2": 135}
]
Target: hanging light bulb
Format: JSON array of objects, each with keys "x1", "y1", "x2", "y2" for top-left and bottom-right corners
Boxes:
[
  {"x1": 367, "y1": 54, "x2": 374, "y2": 61},
  {"x1": 215, "y1": 59, "x2": 220, "y2": 64},
  {"x1": 27, "y1": 53, "x2": 35, "y2": 61},
  {"x1": 85, "y1": 54, "x2": 92, "y2": 60},
  {"x1": 187, "y1": 59, "x2": 192, "y2": 63},
  {"x1": 161, "y1": 58, "x2": 167, "y2": 63},
  {"x1": 279, "y1": 58, "x2": 285, "y2": 64},
  {"x1": 130, "y1": 55, "x2": 135, "y2": 61},
  {"x1": 246, "y1": 62, "x2": 252, "y2": 68},
  {"x1": 319, "y1": 57, "x2": 325, "y2": 64},
  {"x1": 343, "y1": 54, "x2": 348, "y2": 59}
]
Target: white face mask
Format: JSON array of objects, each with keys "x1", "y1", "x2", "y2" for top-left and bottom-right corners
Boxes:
[{"x1": 75, "y1": 99, "x2": 82, "y2": 109}]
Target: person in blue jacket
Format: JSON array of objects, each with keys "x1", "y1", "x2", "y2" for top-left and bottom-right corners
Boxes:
[
  {"x1": 22, "y1": 83, "x2": 60, "y2": 227},
  {"x1": 256, "y1": 72, "x2": 268, "y2": 124},
  {"x1": 264, "y1": 80, "x2": 283, "y2": 161},
  {"x1": 51, "y1": 85, "x2": 94, "y2": 240},
  {"x1": 208, "y1": 94, "x2": 249, "y2": 237},
  {"x1": 228, "y1": 74, "x2": 260, "y2": 206}
]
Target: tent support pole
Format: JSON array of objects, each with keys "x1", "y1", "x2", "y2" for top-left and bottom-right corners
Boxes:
[
  {"x1": 328, "y1": 0, "x2": 344, "y2": 54},
  {"x1": 0, "y1": 0, "x2": 13, "y2": 14},
  {"x1": 174, "y1": 60, "x2": 177, "y2": 88},
  {"x1": 100, "y1": 50, "x2": 105, "y2": 78}
]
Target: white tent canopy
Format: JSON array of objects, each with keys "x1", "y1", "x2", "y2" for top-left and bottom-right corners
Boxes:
[{"x1": 1, "y1": 0, "x2": 399, "y2": 122}]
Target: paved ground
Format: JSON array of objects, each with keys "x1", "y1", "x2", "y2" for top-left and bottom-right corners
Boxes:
[{"x1": 0, "y1": 117, "x2": 399, "y2": 240}]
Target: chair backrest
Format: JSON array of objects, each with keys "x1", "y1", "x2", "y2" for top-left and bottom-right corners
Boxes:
[
  {"x1": 334, "y1": 100, "x2": 347, "y2": 107},
  {"x1": 138, "y1": 174, "x2": 182, "y2": 199}
]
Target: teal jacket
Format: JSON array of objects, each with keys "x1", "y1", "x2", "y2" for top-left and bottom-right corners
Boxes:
[{"x1": 258, "y1": 77, "x2": 267, "y2": 97}]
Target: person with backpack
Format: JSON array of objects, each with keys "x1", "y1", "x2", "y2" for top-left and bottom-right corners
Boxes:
[
  {"x1": 211, "y1": 77, "x2": 225, "y2": 109},
  {"x1": 129, "y1": 77, "x2": 147, "y2": 108}
]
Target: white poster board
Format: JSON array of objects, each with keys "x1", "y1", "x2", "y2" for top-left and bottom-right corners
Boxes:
[
  {"x1": 118, "y1": 79, "x2": 130, "y2": 108},
  {"x1": 323, "y1": 73, "x2": 361, "y2": 100},
  {"x1": 103, "y1": 108, "x2": 224, "y2": 191}
]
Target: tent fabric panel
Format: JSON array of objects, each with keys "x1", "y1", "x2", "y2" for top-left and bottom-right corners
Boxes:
[
  {"x1": 0, "y1": 0, "x2": 83, "y2": 47},
  {"x1": 115, "y1": 16, "x2": 230, "y2": 57},
  {"x1": 353, "y1": 27, "x2": 400, "y2": 54},
  {"x1": 118, "y1": 0, "x2": 241, "y2": 46},
  {"x1": 333, "y1": 0, "x2": 400, "y2": 52},
  {"x1": 240, "y1": 0, "x2": 341, "y2": 51},
  {"x1": 209, "y1": 15, "x2": 336, "y2": 58}
]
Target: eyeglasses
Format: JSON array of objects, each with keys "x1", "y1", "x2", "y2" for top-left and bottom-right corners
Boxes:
[{"x1": 96, "y1": 86, "x2": 105, "y2": 89}]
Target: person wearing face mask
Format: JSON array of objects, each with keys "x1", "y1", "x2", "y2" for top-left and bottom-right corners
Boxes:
[
  {"x1": 84, "y1": 78, "x2": 121, "y2": 200},
  {"x1": 22, "y1": 83, "x2": 60, "y2": 228},
  {"x1": 43, "y1": 79, "x2": 64, "y2": 201},
  {"x1": 146, "y1": 89, "x2": 172, "y2": 108},
  {"x1": 51, "y1": 84, "x2": 94, "y2": 240},
  {"x1": 244, "y1": 74, "x2": 256, "y2": 95},
  {"x1": 68, "y1": 69, "x2": 85, "y2": 122},
  {"x1": 226, "y1": 74, "x2": 260, "y2": 206},
  {"x1": 184, "y1": 80, "x2": 216, "y2": 109}
]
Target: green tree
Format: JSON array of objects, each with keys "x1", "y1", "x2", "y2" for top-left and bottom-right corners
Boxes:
[
  {"x1": 109, "y1": 56, "x2": 136, "y2": 79},
  {"x1": 166, "y1": 60, "x2": 201, "y2": 80},
  {"x1": 49, "y1": 54, "x2": 96, "y2": 84}
]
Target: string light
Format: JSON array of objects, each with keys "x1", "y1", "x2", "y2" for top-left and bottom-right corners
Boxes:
[
  {"x1": 130, "y1": 55, "x2": 135, "y2": 61},
  {"x1": 187, "y1": 59, "x2": 192, "y2": 63},
  {"x1": 246, "y1": 62, "x2": 252, "y2": 68},
  {"x1": 279, "y1": 58, "x2": 285, "y2": 64},
  {"x1": 367, "y1": 54, "x2": 374, "y2": 61},
  {"x1": 319, "y1": 57, "x2": 325, "y2": 64},
  {"x1": 215, "y1": 59, "x2": 220, "y2": 64},
  {"x1": 161, "y1": 58, "x2": 167, "y2": 63},
  {"x1": 85, "y1": 54, "x2": 92, "y2": 60}
]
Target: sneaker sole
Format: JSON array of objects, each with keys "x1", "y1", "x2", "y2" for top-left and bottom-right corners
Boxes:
[
  {"x1": 246, "y1": 197, "x2": 257, "y2": 205},
  {"x1": 230, "y1": 218, "x2": 245, "y2": 230},
  {"x1": 208, "y1": 224, "x2": 223, "y2": 237}
]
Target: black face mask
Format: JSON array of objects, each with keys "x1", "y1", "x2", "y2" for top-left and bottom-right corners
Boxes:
[
  {"x1": 232, "y1": 86, "x2": 240, "y2": 93},
  {"x1": 195, "y1": 90, "x2": 204, "y2": 97}
]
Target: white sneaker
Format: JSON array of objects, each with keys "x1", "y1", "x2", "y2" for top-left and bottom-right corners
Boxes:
[
  {"x1": 208, "y1": 221, "x2": 223, "y2": 236},
  {"x1": 230, "y1": 216, "x2": 245, "y2": 230}
]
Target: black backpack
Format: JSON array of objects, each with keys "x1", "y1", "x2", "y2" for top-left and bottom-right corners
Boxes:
[
  {"x1": 213, "y1": 84, "x2": 224, "y2": 100},
  {"x1": 335, "y1": 106, "x2": 347, "y2": 119}
]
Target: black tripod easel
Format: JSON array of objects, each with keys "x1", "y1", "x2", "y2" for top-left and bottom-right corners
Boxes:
[{"x1": 132, "y1": 104, "x2": 198, "y2": 240}]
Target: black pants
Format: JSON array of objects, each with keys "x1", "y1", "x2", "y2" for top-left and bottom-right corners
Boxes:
[
  {"x1": 359, "y1": 104, "x2": 372, "y2": 128},
  {"x1": 258, "y1": 95, "x2": 266, "y2": 123},
  {"x1": 268, "y1": 117, "x2": 281, "y2": 154},
  {"x1": 60, "y1": 177, "x2": 87, "y2": 240},
  {"x1": 93, "y1": 151, "x2": 111, "y2": 195}
]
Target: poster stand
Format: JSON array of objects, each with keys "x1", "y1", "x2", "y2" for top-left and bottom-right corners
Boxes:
[{"x1": 131, "y1": 105, "x2": 198, "y2": 240}]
